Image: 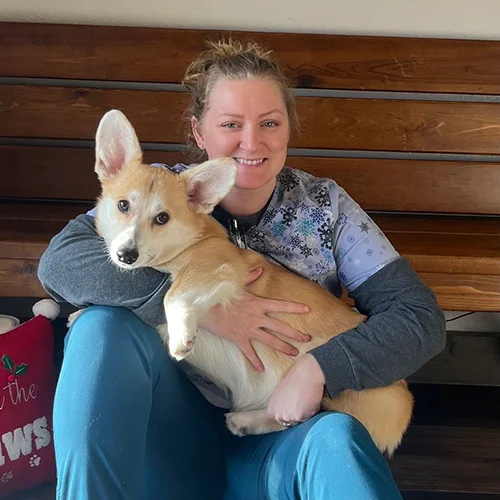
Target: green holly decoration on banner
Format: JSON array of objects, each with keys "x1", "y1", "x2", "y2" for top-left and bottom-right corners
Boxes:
[
  {"x1": 2, "y1": 355, "x2": 13, "y2": 372},
  {"x1": 2, "y1": 354, "x2": 28, "y2": 382}
]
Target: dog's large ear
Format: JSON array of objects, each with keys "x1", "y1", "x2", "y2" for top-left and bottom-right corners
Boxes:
[
  {"x1": 182, "y1": 158, "x2": 237, "y2": 214},
  {"x1": 95, "y1": 109, "x2": 142, "y2": 180}
]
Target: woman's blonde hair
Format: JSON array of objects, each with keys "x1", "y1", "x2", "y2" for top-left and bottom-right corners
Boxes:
[{"x1": 182, "y1": 38, "x2": 298, "y2": 157}]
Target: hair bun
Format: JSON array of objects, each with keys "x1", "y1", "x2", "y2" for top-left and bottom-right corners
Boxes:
[{"x1": 183, "y1": 39, "x2": 273, "y2": 88}]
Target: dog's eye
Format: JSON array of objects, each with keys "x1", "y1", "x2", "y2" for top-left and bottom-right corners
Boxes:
[
  {"x1": 118, "y1": 200, "x2": 130, "y2": 213},
  {"x1": 154, "y1": 212, "x2": 170, "y2": 225}
]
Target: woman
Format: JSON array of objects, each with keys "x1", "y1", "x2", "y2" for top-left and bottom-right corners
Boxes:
[{"x1": 38, "y1": 39, "x2": 446, "y2": 499}]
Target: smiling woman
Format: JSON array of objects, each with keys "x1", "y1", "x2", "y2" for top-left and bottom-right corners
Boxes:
[{"x1": 182, "y1": 40, "x2": 297, "y2": 216}]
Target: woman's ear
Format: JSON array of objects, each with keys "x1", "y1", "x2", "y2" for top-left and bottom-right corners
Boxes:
[{"x1": 191, "y1": 117, "x2": 205, "y2": 150}]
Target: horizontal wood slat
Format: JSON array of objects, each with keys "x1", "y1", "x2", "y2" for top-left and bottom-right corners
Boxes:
[
  {"x1": 371, "y1": 214, "x2": 500, "y2": 235},
  {"x1": 0, "y1": 203, "x2": 89, "y2": 223},
  {"x1": 419, "y1": 274, "x2": 500, "y2": 312},
  {"x1": 389, "y1": 234, "x2": 500, "y2": 271},
  {"x1": 3, "y1": 85, "x2": 500, "y2": 154},
  {"x1": 291, "y1": 158, "x2": 500, "y2": 215},
  {"x1": 0, "y1": 146, "x2": 189, "y2": 202},
  {"x1": 3, "y1": 145, "x2": 500, "y2": 215},
  {"x1": 0, "y1": 259, "x2": 46, "y2": 297},
  {"x1": 4, "y1": 22, "x2": 500, "y2": 94},
  {"x1": 295, "y1": 97, "x2": 500, "y2": 154},
  {"x1": 0, "y1": 84, "x2": 189, "y2": 143},
  {"x1": 0, "y1": 218, "x2": 70, "y2": 259}
]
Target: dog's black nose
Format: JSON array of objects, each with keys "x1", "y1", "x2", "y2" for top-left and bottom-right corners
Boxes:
[{"x1": 117, "y1": 248, "x2": 139, "y2": 265}]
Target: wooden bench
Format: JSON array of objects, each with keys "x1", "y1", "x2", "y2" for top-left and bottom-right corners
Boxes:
[{"x1": 1, "y1": 22, "x2": 499, "y2": 498}]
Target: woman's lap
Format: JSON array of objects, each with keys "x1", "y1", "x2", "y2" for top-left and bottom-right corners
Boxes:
[{"x1": 55, "y1": 306, "x2": 401, "y2": 500}]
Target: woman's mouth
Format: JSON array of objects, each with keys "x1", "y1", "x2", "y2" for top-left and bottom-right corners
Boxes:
[{"x1": 234, "y1": 158, "x2": 267, "y2": 166}]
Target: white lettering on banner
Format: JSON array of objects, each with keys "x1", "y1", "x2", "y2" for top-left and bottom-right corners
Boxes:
[
  {"x1": 2, "y1": 424, "x2": 33, "y2": 461},
  {"x1": 0, "y1": 364, "x2": 52, "y2": 467},
  {"x1": 2, "y1": 379, "x2": 38, "y2": 407},
  {"x1": 33, "y1": 416, "x2": 51, "y2": 450},
  {"x1": 0, "y1": 416, "x2": 51, "y2": 465}
]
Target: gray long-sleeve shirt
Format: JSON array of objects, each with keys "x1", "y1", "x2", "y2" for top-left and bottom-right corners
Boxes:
[{"x1": 38, "y1": 167, "x2": 446, "y2": 405}]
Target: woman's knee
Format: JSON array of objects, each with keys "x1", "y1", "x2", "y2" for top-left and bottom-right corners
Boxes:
[
  {"x1": 301, "y1": 412, "x2": 372, "y2": 455},
  {"x1": 69, "y1": 305, "x2": 149, "y2": 340},
  {"x1": 67, "y1": 306, "x2": 162, "y2": 357},
  {"x1": 61, "y1": 306, "x2": 166, "y2": 388},
  {"x1": 291, "y1": 413, "x2": 401, "y2": 499}
]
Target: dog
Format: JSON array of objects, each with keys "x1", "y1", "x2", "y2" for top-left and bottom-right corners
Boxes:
[{"x1": 92, "y1": 109, "x2": 413, "y2": 456}]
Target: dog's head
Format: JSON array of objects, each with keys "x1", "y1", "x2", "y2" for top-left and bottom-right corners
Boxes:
[{"x1": 94, "y1": 109, "x2": 237, "y2": 269}]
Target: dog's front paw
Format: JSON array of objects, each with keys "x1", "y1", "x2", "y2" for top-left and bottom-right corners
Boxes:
[{"x1": 168, "y1": 334, "x2": 196, "y2": 360}]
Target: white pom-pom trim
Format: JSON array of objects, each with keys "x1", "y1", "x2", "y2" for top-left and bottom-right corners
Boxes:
[{"x1": 32, "y1": 299, "x2": 60, "y2": 320}]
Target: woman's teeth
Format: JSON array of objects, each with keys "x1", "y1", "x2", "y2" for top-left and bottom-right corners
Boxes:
[{"x1": 235, "y1": 158, "x2": 266, "y2": 165}]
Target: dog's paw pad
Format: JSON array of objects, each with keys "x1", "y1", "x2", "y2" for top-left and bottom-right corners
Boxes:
[
  {"x1": 225, "y1": 413, "x2": 248, "y2": 437},
  {"x1": 169, "y1": 336, "x2": 196, "y2": 360}
]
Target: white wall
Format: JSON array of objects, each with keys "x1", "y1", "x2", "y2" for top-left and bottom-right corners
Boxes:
[{"x1": 1, "y1": 0, "x2": 500, "y2": 40}]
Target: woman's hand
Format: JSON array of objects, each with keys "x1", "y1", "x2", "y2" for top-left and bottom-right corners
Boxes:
[
  {"x1": 199, "y1": 267, "x2": 311, "y2": 371},
  {"x1": 268, "y1": 353, "x2": 326, "y2": 425}
]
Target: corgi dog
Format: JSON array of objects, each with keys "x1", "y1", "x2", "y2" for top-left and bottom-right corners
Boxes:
[{"x1": 93, "y1": 109, "x2": 413, "y2": 456}]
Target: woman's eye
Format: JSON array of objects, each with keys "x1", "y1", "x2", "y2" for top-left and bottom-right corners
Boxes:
[
  {"x1": 118, "y1": 200, "x2": 130, "y2": 213},
  {"x1": 154, "y1": 212, "x2": 170, "y2": 225},
  {"x1": 262, "y1": 121, "x2": 278, "y2": 128},
  {"x1": 222, "y1": 122, "x2": 239, "y2": 129}
]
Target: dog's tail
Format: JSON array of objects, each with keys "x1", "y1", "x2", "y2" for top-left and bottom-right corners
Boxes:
[{"x1": 321, "y1": 380, "x2": 414, "y2": 457}]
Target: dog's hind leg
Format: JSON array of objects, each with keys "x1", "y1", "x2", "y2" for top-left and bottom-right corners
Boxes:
[{"x1": 225, "y1": 409, "x2": 285, "y2": 436}]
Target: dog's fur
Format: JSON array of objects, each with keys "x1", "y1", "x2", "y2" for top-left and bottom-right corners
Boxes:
[{"x1": 93, "y1": 109, "x2": 413, "y2": 455}]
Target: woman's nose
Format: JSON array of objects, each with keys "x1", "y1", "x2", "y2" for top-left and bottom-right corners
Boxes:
[{"x1": 240, "y1": 125, "x2": 261, "y2": 151}]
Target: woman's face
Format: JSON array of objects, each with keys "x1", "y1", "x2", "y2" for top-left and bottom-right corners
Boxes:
[{"x1": 192, "y1": 78, "x2": 290, "y2": 196}]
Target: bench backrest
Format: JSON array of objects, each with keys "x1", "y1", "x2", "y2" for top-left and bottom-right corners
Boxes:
[
  {"x1": 2, "y1": 22, "x2": 500, "y2": 307},
  {"x1": 2, "y1": 22, "x2": 500, "y2": 216}
]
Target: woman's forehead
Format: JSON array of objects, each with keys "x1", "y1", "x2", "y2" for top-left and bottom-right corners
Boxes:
[{"x1": 208, "y1": 78, "x2": 287, "y2": 114}]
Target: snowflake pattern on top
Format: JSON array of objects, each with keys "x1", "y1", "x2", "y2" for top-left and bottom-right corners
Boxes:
[{"x1": 243, "y1": 168, "x2": 400, "y2": 297}]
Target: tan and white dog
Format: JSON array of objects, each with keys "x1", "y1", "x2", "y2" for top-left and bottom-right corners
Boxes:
[{"x1": 93, "y1": 109, "x2": 413, "y2": 456}]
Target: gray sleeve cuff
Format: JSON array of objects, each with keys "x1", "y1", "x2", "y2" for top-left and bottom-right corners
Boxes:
[{"x1": 309, "y1": 340, "x2": 356, "y2": 398}]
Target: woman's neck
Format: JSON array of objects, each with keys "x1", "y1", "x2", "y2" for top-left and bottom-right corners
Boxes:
[{"x1": 220, "y1": 180, "x2": 276, "y2": 217}]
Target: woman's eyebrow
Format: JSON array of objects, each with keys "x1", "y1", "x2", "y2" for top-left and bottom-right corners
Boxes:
[{"x1": 217, "y1": 109, "x2": 284, "y2": 118}]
